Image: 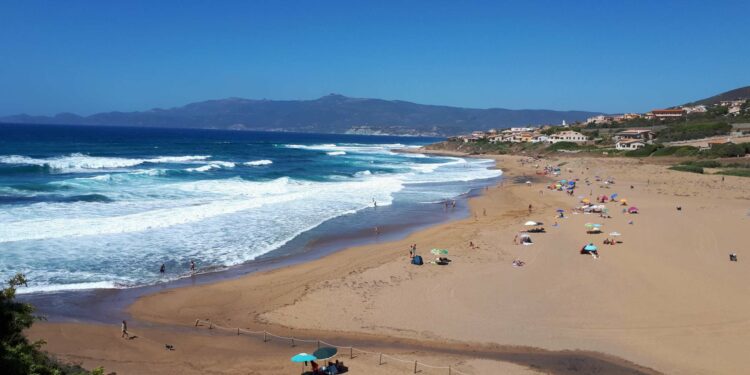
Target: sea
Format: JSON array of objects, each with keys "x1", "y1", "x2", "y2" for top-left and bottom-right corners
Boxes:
[{"x1": 0, "y1": 123, "x2": 502, "y2": 295}]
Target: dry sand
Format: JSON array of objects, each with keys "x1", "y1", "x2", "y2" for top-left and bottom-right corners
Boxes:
[{"x1": 29, "y1": 154, "x2": 750, "y2": 374}]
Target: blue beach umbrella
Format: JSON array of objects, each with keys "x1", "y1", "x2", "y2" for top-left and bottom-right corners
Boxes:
[
  {"x1": 291, "y1": 353, "x2": 317, "y2": 362},
  {"x1": 291, "y1": 353, "x2": 317, "y2": 372},
  {"x1": 610, "y1": 193, "x2": 618, "y2": 200},
  {"x1": 556, "y1": 209, "x2": 565, "y2": 213},
  {"x1": 584, "y1": 244, "x2": 598, "y2": 251}
]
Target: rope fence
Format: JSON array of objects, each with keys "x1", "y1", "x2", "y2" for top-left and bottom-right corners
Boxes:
[{"x1": 194, "y1": 319, "x2": 471, "y2": 375}]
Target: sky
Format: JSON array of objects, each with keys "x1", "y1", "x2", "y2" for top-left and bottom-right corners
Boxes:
[{"x1": 1, "y1": 0, "x2": 749, "y2": 116}]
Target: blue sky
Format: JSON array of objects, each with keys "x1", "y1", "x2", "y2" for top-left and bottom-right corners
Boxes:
[{"x1": 1, "y1": 0, "x2": 748, "y2": 116}]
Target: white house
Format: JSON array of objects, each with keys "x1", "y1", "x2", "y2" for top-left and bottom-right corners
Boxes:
[
  {"x1": 614, "y1": 129, "x2": 655, "y2": 143},
  {"x1": 615, "y1": 139, "x2": 646, "y2": 150},
  {"x1": 548, "y1": 131, "x2": 588, "y2": 144}
]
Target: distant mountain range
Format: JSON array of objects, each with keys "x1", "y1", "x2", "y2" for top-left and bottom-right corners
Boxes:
[
  {"x1": 0, "y1": 94, "x2": 600, "y2": 136},
  {"x1": 685, "y1": 85, "x2": 750, "y2": 106}
]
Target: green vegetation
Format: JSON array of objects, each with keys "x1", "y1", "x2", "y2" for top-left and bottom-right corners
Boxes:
[
  {"x1": 717, "y1": 169, "x2": 750, "y2": 177},
  {"x1": 624, "y1": 144, "x2": 659, "y2": 157},
  {"x1": 680, "y1": 160, "x2": 722, "y2": 168},
  {"x1": 703, "y1": 142, "x2": 746, "y2": 158},
  {"x1": 669, "y1": 165, "x2": 704, "y2": 174},
  {"x1": 650, "y1": 145, "x2": 700, "y2": 157},
  {"x1": 546, "y1": 141, "x2": 580, "y2": 151},
  {"x1": 656, "y1": 121, "x2": 732, "y2": 142},
  {"x1": 1, "y1": 274, "x2": 92, "y2": 375}
]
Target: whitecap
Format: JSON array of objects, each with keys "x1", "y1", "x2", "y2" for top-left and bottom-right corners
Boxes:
[{"x1": 244, "y1": 159, "x2": 273, "y2": 166}]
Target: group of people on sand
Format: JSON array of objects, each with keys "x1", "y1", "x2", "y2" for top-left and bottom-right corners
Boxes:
[{"x1": 408, "y1": 243, "x2": 417, "y2": 258}]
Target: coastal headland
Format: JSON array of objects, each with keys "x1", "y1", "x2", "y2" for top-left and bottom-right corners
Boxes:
[{"x1": 28, "y1": 152, "x2": 750, "y2": 374}]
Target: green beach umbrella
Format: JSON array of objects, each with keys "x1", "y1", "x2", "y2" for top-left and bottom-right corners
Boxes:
[
  {"x1": 431, "y1": 248, "x2": 449, "y2": 255},
  {"x1": 312, "y1": 347, "x2": 338, "y2": 360}
]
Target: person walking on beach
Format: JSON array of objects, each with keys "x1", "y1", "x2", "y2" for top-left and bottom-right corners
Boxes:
[
  {"x1": 372, "y1": 198, "x2": 377, "y2": 208},
  {"x1": 159, "y1": 263, "x2": 165, "y2": 274},
  {"x1": 528, "y1": 204, "x2": 533, "y2": 214},
  {"x1": 121, "y1": 320, "x2": 129, "y2": 339}
]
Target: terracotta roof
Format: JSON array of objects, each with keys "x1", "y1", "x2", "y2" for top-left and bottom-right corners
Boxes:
[{"x1": 651, "y1": 109, "x2": 684, "y2": 114}]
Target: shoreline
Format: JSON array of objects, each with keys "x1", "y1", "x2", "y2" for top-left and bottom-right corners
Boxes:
[
  {"x1": 28, "y1": 151, "x2": 750, "y2": 374},
  {"x1": 23, "y1": 168, "x2": 497, "y2": 323}
]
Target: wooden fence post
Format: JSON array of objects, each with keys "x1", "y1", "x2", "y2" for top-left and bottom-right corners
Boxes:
[
  {"x1": 194, "y1": 319, "x2": 199, "y2": 327},
  {"x1": 237, "y1": 328, "x2": 240, "y2": 336},
  {"x1": 291, "y1": 337, "x2": 295, "y2": 347},
  {"x1": 317, "y1": 340, "x2": 320, "y2": 349},
  {"x1": 350, "y1": 347, "x2": 353, "y2": 359},
  {"x1": 209, "y1": 322, "x2": 213, "y2": 329},
  {"x1": 263, "y1": 331, "x2": 267, "y2": 342},
  {"x1": 379, "y1": 353, "x2": 382, "y2": 365},
  {"x1": 414, "y1": 360, "x2": 417, "y2": 373}
]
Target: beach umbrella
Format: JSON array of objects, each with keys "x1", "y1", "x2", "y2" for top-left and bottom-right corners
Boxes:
[
  {"x1": 592, "y1": 223, "x2": 602, "y2": 228},
  {"x1": 609, "y1": 232, "x2": 621, "y2": 236},
  {"x1": 556, "y1": 209, "x2": 565, "y2": 213},
  {"x1": 610, "y1": 193, "x2": 618, "y2": 200},
  {"x1": 560, "y1": 179, "x2": 567, "y2": 184},
  {"x1": 581, "y1": 198, "x2": 590, "y2": 204},
  {"x1": 291, "y1": 353, "x2": 317, "y2": 362},
  {"x1": 524, "y1": 221, "x2": 541, "y2": 226},
  {"x1": 584, "y1": 223, "x2": 594, "y2": 228},
  {"x1": 291, "y1": 353, "x2": 318, "y2": 372},
  {"x1": 312, "y1": 347, "x2": 338, "y2": 360},
  {"x1": 431, "y1": 248, "x2": 449, "y2": 255},
  {"x1": 584, "y1": 244, "x2": 598, "y2": 251},
  {"x1": 628, "y1": 206, "x2": 639, "y2": 213}
]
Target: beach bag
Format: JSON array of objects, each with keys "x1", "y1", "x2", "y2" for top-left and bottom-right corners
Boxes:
[{"x1": 411, "y1": 255, "x2": 423, "y2": 265}]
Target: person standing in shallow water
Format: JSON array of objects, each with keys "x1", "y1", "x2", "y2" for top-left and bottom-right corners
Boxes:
[
  {"x1": 190, "y1": 260, "x2": 196, "y2": 273},
  {"x1": 159, "y1": 263, "x2": 165, "y2": 274}
]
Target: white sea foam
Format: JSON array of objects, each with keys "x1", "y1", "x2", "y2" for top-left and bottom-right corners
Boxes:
[
  {"x1": 286, "y1": 143, "x2": 406, "y2": 155},
  {"x1": 244, "y1": 159, "x2": 273, "y2": 166},
  {"x1": 16, "y1": 281, "x2": 120, "y2": 294},
  {"x1": 185, "y1": 165, "x2": 215, "y2": 172},
  {"x1": 355, "y1": 170, "x2": 372, "y2": 177},
  {"x1": 1, "y1": 143, "x2": 503, "y2": 293},
  {"x1": 0, "y1": 175, "x2": 403, "y2": 243},
  {"x1": 0, "y1": 153, "x2": 211, "y2": 173},
  {"x1": 327, "y1": 151, "x2": 346, "y2": 156}
]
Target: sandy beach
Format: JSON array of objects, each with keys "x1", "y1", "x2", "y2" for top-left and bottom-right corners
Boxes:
[{"x1": 28, "y1": 153, "x2": 750, "y2": 374}]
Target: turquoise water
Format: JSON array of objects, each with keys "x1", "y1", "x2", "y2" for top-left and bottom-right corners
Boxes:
[{"x1": 0, "y1": 124, "x2": 501, "y2": 293}]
